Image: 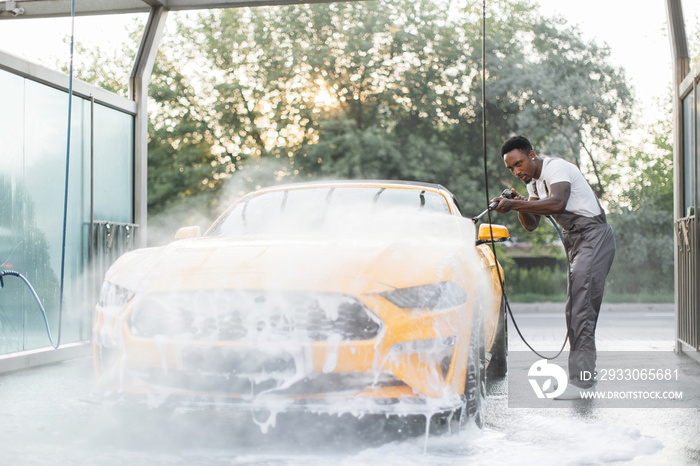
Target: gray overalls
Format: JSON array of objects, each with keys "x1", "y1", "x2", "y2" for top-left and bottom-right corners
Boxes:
[{"x1": 554, "y1": 208, "x2": 616, "y2": 388}]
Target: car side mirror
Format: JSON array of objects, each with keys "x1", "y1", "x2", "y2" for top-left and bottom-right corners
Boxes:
[
  {"x1": 175, "y1": 226, "x2": 201, "y2": 240},
  {"x1": 476, "y1": 224, "x2": 509, "y2": 245}
]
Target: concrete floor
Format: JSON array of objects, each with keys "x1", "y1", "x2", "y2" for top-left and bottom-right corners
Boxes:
[
  {"x1": 0, "y1": 302, "x2": 698, "y2": 465},
  {"x1": 502, "y1": 302, "x2": 700, "y2": 465}
]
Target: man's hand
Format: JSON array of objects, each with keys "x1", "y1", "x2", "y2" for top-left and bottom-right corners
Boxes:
[
  {"x1": 489, "y1": 188, "x2": 525, "y2": 213},
  {"x1": 505, "y1": 188, "x2": 526, "y2": 201},
  {"x1": 489, "y1": 196, "x2": 512, "y2": 213}
]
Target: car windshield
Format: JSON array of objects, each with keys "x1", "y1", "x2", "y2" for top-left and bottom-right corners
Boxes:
[{"x1": 207, "y1": 186, "x2": 454, "y2": 237}]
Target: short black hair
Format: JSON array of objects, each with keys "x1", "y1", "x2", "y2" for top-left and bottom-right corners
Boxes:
[{"x1": 501, "y1": 135, "x2": 532, "y2": 157}]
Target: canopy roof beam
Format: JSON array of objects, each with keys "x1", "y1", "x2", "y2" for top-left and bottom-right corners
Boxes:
[{"x1": 0, "y1": 0, "x2": 345, "y2": 19}]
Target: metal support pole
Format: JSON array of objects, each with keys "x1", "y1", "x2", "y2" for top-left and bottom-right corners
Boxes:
[
  {"x1": 130, "y1": 5, "x2": 168, "y2": 248},
  {"x1": 665, "y1": 0, "x2": 690, "y2": 354},
  {"x1": 89, "y1": 95, "x2": 95, "y2": 312}
]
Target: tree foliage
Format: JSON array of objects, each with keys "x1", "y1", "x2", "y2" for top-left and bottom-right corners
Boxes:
[
  {"x1": 73, "y1": 0, "x2": 673, "y2": 301},
  {"x1": 603, "y1": 107, "x2": 674, "y2": 297},
  {"x1": 128, "y1": 0, "x2": 631, "y2": 221},
  {"x1": 73, "y1": 0, "x2": 634, "y2": 221}
]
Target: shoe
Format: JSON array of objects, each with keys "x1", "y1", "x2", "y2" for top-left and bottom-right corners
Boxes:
[
  {"x1": 550, "y1": 378, "x2": 596, "y2": 392},
  {"x1": 554, "y1": 382, "x2": 596, "y2": 400}
]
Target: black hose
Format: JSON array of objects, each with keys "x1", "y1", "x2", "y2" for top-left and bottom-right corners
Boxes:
[
  {"x1": 498, "y1": 217, "x2": 570, "y2": 360},
  {"x1": 478, "y1": 0, "x2": 569, "y2": 360}
]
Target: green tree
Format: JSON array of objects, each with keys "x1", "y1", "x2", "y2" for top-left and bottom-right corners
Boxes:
[
  {"x1": 146, "y1": 54, "x2": 227, "y2": 213},
  {"x1": 70, "y1": 23, "x2": 230, "y2": 220},
  {"x1": 72, "y1": 0, "x2": 635, "y2": 247},
  {"x1": 484, "y1": 9, "x2": 633, "y2": 196},
  {"x1": 603, "y1": 107, "x2": 674, "y2": 298}
]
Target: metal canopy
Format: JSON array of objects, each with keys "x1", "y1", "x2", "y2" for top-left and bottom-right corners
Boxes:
[{"x1": 0, "y1": 0, "x2": 340, "y2": 19}]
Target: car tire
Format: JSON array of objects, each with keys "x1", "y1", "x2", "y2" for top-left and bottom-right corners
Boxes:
[
  {"x1": 437, "y1": 315, "x2": 487, "y2": 435},
  {"x1": 486, "y1": 296, "x2": 508, "y2": 380}
]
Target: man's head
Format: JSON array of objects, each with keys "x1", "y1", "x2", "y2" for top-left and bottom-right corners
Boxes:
[
  {"x1": 501, "y1": 135, "x2": 532, "y2": 157},
  {"x1": 501, "y1": 135, "x2": 540, "y2": 184}
]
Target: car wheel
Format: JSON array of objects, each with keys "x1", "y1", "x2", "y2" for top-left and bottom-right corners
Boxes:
[
  {"x1": 486, "y1": 296, "x2": 508, "y2": 380},
  {"x1": 433, "y1": 315, "x2": 486, "y2": 435},
  {"x1": 431, "y1": 408, "x2": 464, "y2": 436}
]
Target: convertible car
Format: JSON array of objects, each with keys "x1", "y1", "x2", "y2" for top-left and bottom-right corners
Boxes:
[{"x1": 93, "y1": 180, "x2": 508, "y2": 431}]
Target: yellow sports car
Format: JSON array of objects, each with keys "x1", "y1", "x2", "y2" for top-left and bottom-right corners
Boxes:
[{"x1": 93, "y1": 180, "x2": 508, "y2": 432}]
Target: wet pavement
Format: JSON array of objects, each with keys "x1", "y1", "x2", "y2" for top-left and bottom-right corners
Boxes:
[
  {"x1": 0, "y1": 302, "x2": 698, "y2": 465},
  {"x1": 501, "y1": 302, "x2": 700, "y2": 465}
]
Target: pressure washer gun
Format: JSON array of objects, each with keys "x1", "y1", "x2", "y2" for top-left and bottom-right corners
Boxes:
[{"x1": 472, "y1": 189, "x2": 516, "y2": 223}]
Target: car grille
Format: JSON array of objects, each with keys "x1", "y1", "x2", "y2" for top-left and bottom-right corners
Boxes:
[{"x1": 128, "y1": 290, "x2": 381, "y2": 342}]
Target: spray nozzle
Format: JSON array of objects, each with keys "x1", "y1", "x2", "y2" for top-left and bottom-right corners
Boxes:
[
  {"x1": 473, "y1": 189, "x2": 518, "y2": 223},
  {"x1": 500, "y1": 189, "x2": 517, "y2": 200},
  {"x1": 488, "y1": 189, "x2": 516, "y2": 210}
]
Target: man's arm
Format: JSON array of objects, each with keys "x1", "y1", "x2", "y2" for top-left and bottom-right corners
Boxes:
[
  {"x1": 492, "y1": 182, "x2": 571, "y2": 231},
  {"x1": 517, "y1": 201, "x2": 541, "y2": 232}
]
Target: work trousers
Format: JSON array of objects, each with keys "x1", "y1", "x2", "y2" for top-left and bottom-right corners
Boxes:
[{"x1": 556, "y1": 210, "x2": 616, "y2": 389}]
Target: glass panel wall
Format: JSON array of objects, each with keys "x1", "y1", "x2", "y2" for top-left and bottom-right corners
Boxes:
[
  {"x1": 0, "y1": 68, "x2": 134, "y2": 354},
  {"x1": 0, "y1": 71, "x2": 26, "y2": 354},
  {"x1": 94, "y1": 104, "x2": 133, "y2": 223},
  {"x1": 683, "y1": 92, "x2": 695, "y2": 216}
]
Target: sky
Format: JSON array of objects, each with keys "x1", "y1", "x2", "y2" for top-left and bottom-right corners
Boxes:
[
  {"x1": 0, "y1": 0, "x2": 698, "y2": 123},
  {"x1": 537, "y1": 0, "x2": 700, "y2": 121}
]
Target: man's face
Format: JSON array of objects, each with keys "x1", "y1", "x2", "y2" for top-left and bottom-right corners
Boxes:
[{"x1": 503, "y1": 148, "x2": 537, "y2": 184}]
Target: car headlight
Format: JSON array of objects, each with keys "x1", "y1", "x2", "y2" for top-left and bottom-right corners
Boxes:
[
  {"x1": 381, "y1": 281, "x2": 467, "y2": 310},
  {"x1": 99, "y1": 281, "x2": 135, "y2": 308}
]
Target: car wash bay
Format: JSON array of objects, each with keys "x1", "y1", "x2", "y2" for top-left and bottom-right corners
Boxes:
[
  {"x1": 1, "y1": 1, "x2": 699, "y2": 464},
  {"x1": 0, "y1": 302, "x2": 698, "y2": 466}
]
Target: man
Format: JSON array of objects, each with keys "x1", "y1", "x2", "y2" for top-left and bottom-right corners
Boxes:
[{"x1": 492, "y1": 135, "x2": 616, "y2": 400}]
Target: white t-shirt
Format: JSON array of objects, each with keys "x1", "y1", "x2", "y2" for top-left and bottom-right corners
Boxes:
[{"x1": 526, "y1": 157, "x2": 602, "y2": 218}]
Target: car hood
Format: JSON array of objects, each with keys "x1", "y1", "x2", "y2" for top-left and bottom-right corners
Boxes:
[{"x1": 104, "y1": 214, "x2": 481, "y2": 295}]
